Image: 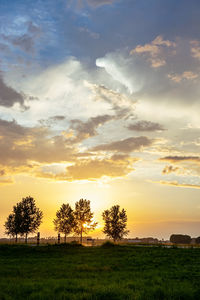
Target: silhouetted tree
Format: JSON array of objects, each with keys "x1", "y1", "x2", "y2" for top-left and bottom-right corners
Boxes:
[
  {"x1": 196, "y1": 236, "x2": 200, "y2": 244},
  {"x1": 19, "y1": 196, "x2": 43, "y2": 243},
  {"x1": 170, "y1": 234, "x2": 191, "y2": 244},
  {"x1": 102, "y1": 205, "x2": 129, "y2": 242},
  {"x1": 53, "y1": 203, "x2": 75, "y2": 243},
  {"x1": 4, "y1": 202, "x2": 22, "y2": 242},
  {"x1": 74, "y1": 199, "x2": 97, "y2": 244}
]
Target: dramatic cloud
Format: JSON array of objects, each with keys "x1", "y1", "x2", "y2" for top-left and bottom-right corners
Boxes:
[
  {"x1": 127, "y1": 120, "x2": 165, "y2": 132},
  {"x1": 91, "y1": 136, "x2": 153, "y2": 153},
  {"x1": 0, "y1": 76, "x2": 25, "y2": 107},
  {"x1": 0, "y1": 119, "x2": 76, "y2": 168},
  {"x1": 0, "y1": 118, "x2": 142, "y2": 181}
]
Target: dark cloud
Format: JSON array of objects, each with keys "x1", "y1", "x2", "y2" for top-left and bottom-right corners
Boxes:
[
  {"x1": 12, "y1": 34, "x2": 35, "y2": 53},
  {"x1": 0, "y1": 119, "x2": 76, "y2": 167},
  {"x1": 0, "y1": 76, "x2": 25, "y2": 107},
  {"x1": 160, "y1": 156, "x2": 200, "y2": 163},
  {"x1": 91, "y1": 136, "x2": 153, "y2": 153},
  {"x1": 0, "y1": 170, "x2": 6, "y2": 176},
  {"x1": 69, "y1": 114, "x2": 113, "y2": 142},
  {"x1": 0, "y1": 118, "x2": 147, "y2": 181},
  {"x1": 39, "y1": 115, "x2": 66, "y2": 126},
  {"x1": 127, "y1": 120, "x2": 165, "y2": 132}
]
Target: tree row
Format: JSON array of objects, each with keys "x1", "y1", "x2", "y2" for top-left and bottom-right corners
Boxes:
[{"x1": 5, "y1": 196, "x2": 129, "y2": 243}]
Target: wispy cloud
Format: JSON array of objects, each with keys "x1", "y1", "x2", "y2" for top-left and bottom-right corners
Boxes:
[{"x1": 152, "y1": 180, "x2": 200, "y2": 190}]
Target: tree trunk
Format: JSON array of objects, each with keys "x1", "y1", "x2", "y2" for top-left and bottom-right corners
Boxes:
[
  {"x1": 80, "y1": 226, "x2": 83, "y2": 244},
  {"x1": 15, "y1": 234, "x2": 18, "y2": 243},
  {"x1": 64, "y1": 234, "x2": 66, "y2": 243},
  {"x1": 25, "y1": 233, "x2": 28, "y2": 244}
]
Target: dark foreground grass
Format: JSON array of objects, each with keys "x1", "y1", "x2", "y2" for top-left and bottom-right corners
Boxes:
[{"x1": 0, "y1": 244, "x2": 200, "y2": 300}]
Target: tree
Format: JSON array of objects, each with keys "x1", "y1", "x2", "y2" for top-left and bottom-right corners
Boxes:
[
  {"x1": 19, "y1": 196, "x2": 43, "y2": 243},
  {"x1": 102, "y1": 205, "x2": 129, "y2": 242},
  {"x1": 170, "y1": 234, "x2": 191, "y2": 244},
  {"x1": 74, "y1": 199, "x2": 97, "y2": 244},
  {"x1": 4, "y1": 202, "x2": 22, "y2": 242},
  {"x1": 53, "y1": 203, "x2": 75, "y2": 243},
  {"x1": 196, "y1": 236, "x2": 200, "y2": 244}
]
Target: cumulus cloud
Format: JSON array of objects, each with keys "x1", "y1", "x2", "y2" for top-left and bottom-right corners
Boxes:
[
  {"x1": 190, "y1": 40, "x2": 200, "y2": 60},
  {"x1": 127, "y1": 120, "x2": 165, "y2": 132},
  {"x1": 96, "y1": 42, "x2": 200, "y2": 109},
  {"x1": 159, "y1": 156, "x2": 200, "y2": 178},
  {"x1": 168, "y1": 71, "x2": 198, "y2": 83},
  {"x1": 0, "y1": 75, "x2": 25, "y2": 107},
  {"x1": 91, "y1": 136, "x2": 153, "y2": 153},
  {"x1": 0, "y1": 118, "x2": 76, "y2": 168},
  {"x1": 65, "y1": 156, "x2": 138, "y2": 180},
  {"x1": 162, "y1": 165, "x2": 180, "y2": 175},
  {"x1": 0, "y1": 118, "x2": 142, "y2": 181},
  {"x1": 130, "y1": 35, "x2": 176, "y2": 68}
]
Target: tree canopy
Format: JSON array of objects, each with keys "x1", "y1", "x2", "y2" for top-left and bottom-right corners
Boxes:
[
  {"x1": 74, "y1": 199, "x2": 97, "y2": 243},
  {"x1": 5, "y1": 196, "x2": 43, "y2": 243},
  {"x1": 102, "y1": 205, "x2": 129, "y2": 242},
  {"x1": 53, "y1": 203, "x2": 75, "y2": 243},
  {"x1": 4, "y1": 202, "x2": 22, "y2": 242}
]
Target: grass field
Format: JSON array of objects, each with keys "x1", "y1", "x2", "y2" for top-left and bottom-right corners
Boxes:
[{"x1": 0, "y1": 243, "x2": 200, "y2": 300}]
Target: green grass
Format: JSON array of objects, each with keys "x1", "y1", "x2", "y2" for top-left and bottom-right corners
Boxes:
[{"x1": 0, "y1": 244, "x2": 200, "y2": 299}]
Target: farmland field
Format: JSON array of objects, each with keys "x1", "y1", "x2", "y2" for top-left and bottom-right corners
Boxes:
[{"x1": 0, "y1": 243, "x2": 200, "y2": 299}]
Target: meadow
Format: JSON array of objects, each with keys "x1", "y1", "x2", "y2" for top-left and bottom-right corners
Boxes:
[{"x1": 0, "y1": 243, "x2": 200, "y2": 300}]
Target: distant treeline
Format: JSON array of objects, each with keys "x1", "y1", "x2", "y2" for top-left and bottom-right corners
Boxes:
[{"x1": 4, "y1": 196, "x2": 129, "y2": 243}]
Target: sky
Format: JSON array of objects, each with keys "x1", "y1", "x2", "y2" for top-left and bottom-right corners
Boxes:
[{"x1": 0, "y1": 0, "x2": 200, "y2": 240}]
